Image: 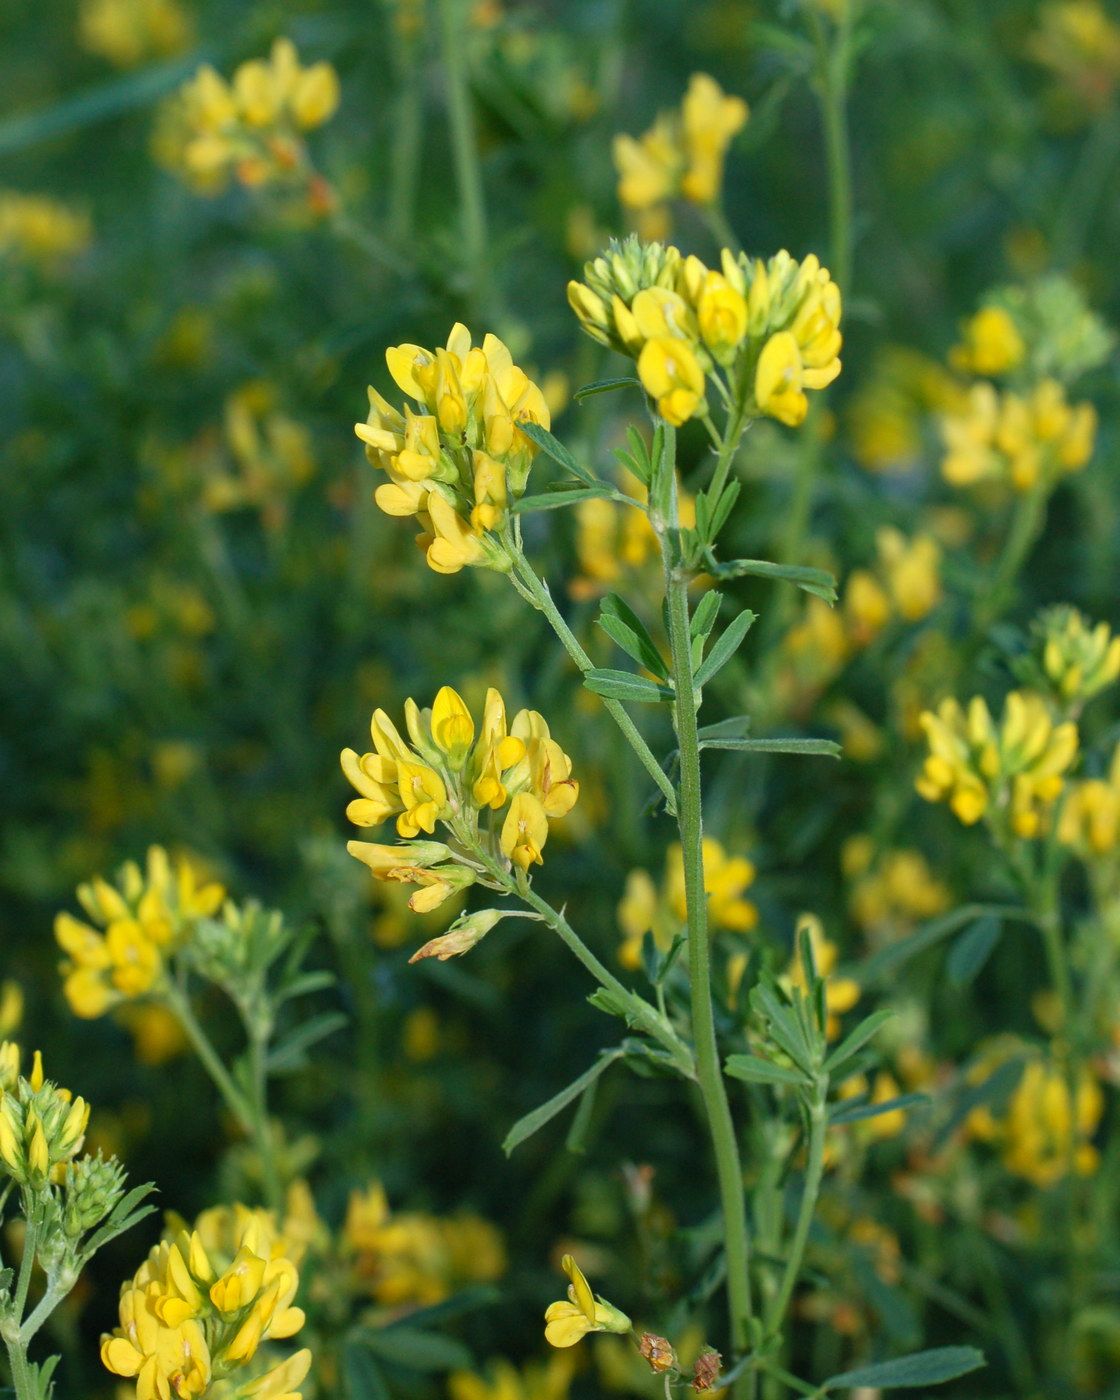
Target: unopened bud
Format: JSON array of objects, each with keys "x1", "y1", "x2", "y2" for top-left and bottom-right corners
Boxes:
[{"x1": 409, "y1": 908, "x2": 505, "y2": 963}]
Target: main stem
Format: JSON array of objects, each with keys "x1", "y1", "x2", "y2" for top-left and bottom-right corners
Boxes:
[
  {"x1": 3, "y1": 1335, "x2": 34, "y2": 1400},
  {"x1": 660, "y1": 436, "x2": 754, "y2": 1384}
]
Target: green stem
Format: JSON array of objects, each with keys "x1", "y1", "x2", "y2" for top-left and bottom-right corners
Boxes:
[
  {"x1": 248, "y1": 1023, "x2": 283, "y2": 1213},
  {"x1": 437, "y1": 0, "x2": 490, "y2": 315},
  {"x1": 708, "y1": 408, "x2": 749, "y2": 505},
  {"x1": 975, "y1": 484, "x2": 1049, "y2": 636},
  {"x1": 12, "y1": 1204, "x2": 38, "y2": 1321},
  {"x1": 507, "y1": 545, "x2": 678, "y2": 816},
  {"x1": 809, "y1": 8, "x2": 854, "y2": 296},
  {"x1": 330, "y1": 211, "x2": 412, "y2": 276},
  {"x1": 388, "y1": 34, "x2": 424, "y2": 245},
  {"x1": 164, "y1": 986, "x2": 253, "y2": 1133},
  {"x1": 700, "y1": 204, "x2": 742, "y2": 257},
  {"x1": 658, "y1": 428, "x2": 754, "y2": 1386},
  {"x1": 764, "y1": 1084, "x2": 828, "y2": 1338},
  {"x1": 19, "y1": 1280, "x2": 67, "y2": 1348},
  {"x1": 3, "y1": 1333, "x2": 35, "y2": 1400},
  {"x1": 487, "y1": 857, "x2": 690, "y2": 1071}
]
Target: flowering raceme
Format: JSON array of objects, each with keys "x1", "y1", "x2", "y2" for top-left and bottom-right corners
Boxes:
[
  {"x1": 355, "y1": 324, "x2": 550, "y2": 573},
  {"x1": 613, "y1": 74, "x2": 748, "y2": 236},
  {"x1": 54, "y1": 846, "x2": 225, "y2": 1018},
  {"x1": 916, "y1": 691, "x2": 1079, "y2": 836},
  {"x1": 940, "y1": 379, "x2": 1096, "y2": 492},
  {"x1": 342, "y1": 686, "x2": 578, "y2": 922},
  {"x1": 568, "y1": 236, "x2": 841, "y2": 429},
  {"x1": 0, "y1": 1043, "x2": 90, "y2": 1188},
  {"x1": 154, "y1": 38, "x2": 340, "y2": 196},
  {"x1": 102, "y1": 1202, "x2": 310, "y2": 1400}
]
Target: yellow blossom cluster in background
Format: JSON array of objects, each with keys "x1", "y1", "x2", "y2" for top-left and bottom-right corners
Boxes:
[
  {"x1": 846, "y1": 347, "x2": 961, "y2": 474},
  {"x1": 967, "y1": 1048, "x2": 1103, "y2": 1187},
  {"x1": 54, "y1": 846, "x2": 225, "y2": 1018},
  {"x1": 154, "y1": 39, "x2": 339, "y2": 198},
  {"x1": 343, "y1": 1182, "x2": 506, "y2": 1307},
  {"x1": 568, "y1": 237, "x2": 842, "y2": 428},
  {"x1": 612, "y1": 73, "x2": 748, "y2": 238},
  {"x1": 569, "y1": 467, "x2": 695, "y2": 602},
  {"x1": 1027, "y1": 0, "x2": 1120, "y2": 118},
  {"x1": 940, "y1": 379, "x2": 1096, "y2": 493},
  {"x1": 102, "y1": 1202, "x2": 310, "y2": 1400},
  {"x1": 843, "y1": 527, "x2": 943, "y2": 646},
  {"x1": 1060, "y1": 743, "x2": 1120, "y2": 858},
  {"x1": 843, "y1": 838, "x2": 952, "y2": 942},
  {"x1": 0, "y1": 190, "x2": 92, "y2": 268},
  {"x1": 616, "y1": 836, "x2": 757, "y2": 970},
  {"x1": 355, "y1": 323, "x2": 550, "y2": 574},
  {"x1": 950, "y1": 306, "x2": 1026, "y2": 379},
  {"x1": 200, "y1": 382, "x2": 316, "y2": 526},
  {"x1": 78, "y1": 0, "x2": 192, "y2": 68},
  {"x1": 916, "y1": 691, "x2": 1079, "y2": 835}
]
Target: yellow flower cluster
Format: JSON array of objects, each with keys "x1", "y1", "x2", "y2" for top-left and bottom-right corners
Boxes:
[
  {"x1": 0, "y1": 190, "x2": 92, "y2": 267},
  {"x1": 200, "y1": 382, "x2": 316, "y2": 525},
  {"x1": 0, "y1": 1043, "x2": 90, "y2": 1189},
  {"x1": 155, "y1": 39, "x2": 340, "y2": 196},
  {"x1": 1028, "y1": 605, "x2": 1120, "y2": 712},
  {"x1": 544, "y1": 1254, "x2": 631, "y2": 1349},
  {"x1": 1028, "y1": 1, "x2": 1120, "y2": 115},
  {"x1": 940, "y1": 379, "x2": 1097, "y2": 492},
  {"x1": 969, "y1": 1051, "x2": 1103, "y2": 1187},
  {"x1": 355, "y1": 324, "x2": 550, "y2": 574},
  {"x1": 916, "y1": 691, "x2": 1079, "y2": 835},
  {"x1": 342, "y1": 686, "x2": 578, "y2": 910},
  {"x1": 568, "y1": 238, "x2": 842, "y2": 428},
  {"x1": 343, "y1": 1182, "x2": 506, "y2": 1307},
  {"x1": 54, "y1": 846, "x2": 225, "y2": 1018},
  {"x1": 78, "y1": 0, "x2": 191, "y2": 67},
  {"x1": 950, "y1": 306, "x2": 1026, "y2": 379},
  {"x1": 102, "y1": 1203, "x2": 310, "y2": 1400},
  {"x1": 617, "y1": 837, "x2": 757, "y2": 971},
  {"x1": 1059, "y1": 743, "x2": 1120, "y2": 857},
  {"x1": 843, "y1": 527, "x2": 943, "y2": 646},
  {"x1": 842, "y1": 838, "x2": 951, "y2": 938},
  {"x1": 613, "y1": 73, "x2": 748, "y2": 236}
]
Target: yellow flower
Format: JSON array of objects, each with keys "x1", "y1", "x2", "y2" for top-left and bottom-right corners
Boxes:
[
  {"x1": 501, "y1": 792, "x2": 550, "y2": 870},
  {"x1": 356, "y1": 324, "x2": 549, "y2": 572},
  {"x1": 875, "y1": 528, "x2": 942, "y2": 623},
  {"x1": 637, "y1": 336, "x2": 707, "y2": 426},
  {"x1": 78, "y1": 0, "x2": 191, "y2": 67},
  {"x1": 613, "y1": 73, "x2": 747, "y2": 225},
  {"x1": 0, "y1": 190, "x2": 91, "y2": 267},
  {"x1": 917, "y1": 691, "x2": 1079, "y2": 836},
  {"x1": 620, "y1": 839, "x2": 757, "y2": 970},
  {"x1": 544, "y1": 1254, "x2": 631, "y2": 1348},
  {"x1": 0, "y1": 1047, "x2": 90, "y2": 1187},
  {"x1": 845, "y1": 842, "x2": 951, "y2": 937},
  {"x1": 941, "y1": 379, "x2": 1097, "y2": 493},
  {"x1": 994, "y1": 1056, "x2": 1104, "y2": 1186},
  {"x1": 55, "y1": 847, "x2": 224, "y2": 1019},
  {"x1": 1059, "y1": 742, "x2": 1120, "y2": 856},
  {"x1": 755, "y1": 332, "x2": 807, "y2": 427},
  {"x1": 950, "y1": 306, "x2": 1025, "y2": 378}
]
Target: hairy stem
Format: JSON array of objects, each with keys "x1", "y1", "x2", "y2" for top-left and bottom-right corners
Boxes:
[{"x1": 658, "y1": 428, "x2": 754, "y2": 1387}]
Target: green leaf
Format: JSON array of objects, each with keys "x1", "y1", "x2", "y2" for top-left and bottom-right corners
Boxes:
[
  {"x1": 614, "y1": 425, "x2": 654, "y2": 486},
  {"x1": 860, "y1": 904, "x2": 1020, "y2": 984},
  {"x1": 830, "y1": 1092, "x2": 928, "y2": 1126},
  {"x1": 701, "y1": 481, "x2": 742, "y2": 543},
  {"x1": 598, "y1": 594, "x2": 669, "y2": 680},
  {"x1": 355, "y1": 1327, "x2": 474, "y2": 1372},
  {"x1": 266, "y1": 1011, "x2": 348, "y2": 1073},
  {"x1": 699, "y1": 715, "x2": 752, "y2": 740},
  {"x1": 514, "y1": 485, "x2": 616, "y2": 512},
  {"x1": 503, "y1": 1048, "x2": 625, "y2": 1155},
  {"x1": 709, "y1": 557, "x2": 838, "y2": 603},
  {"x1": 823, "y1": 1010, "x2": 895, "y2": 1074},
  {"x1": 946, "y1": 915, "x2": 1002, "y2": 986},
  {"x1": 821, "y1": 1346, "x2": 986, "y2": 1391},
  {"x1": 583, "y1": 668, "x2": 674, "y2": 703},
  {"x1": 725, "y1": 1054, "x2": 811, "y2": 1088},
  {"x1": 750, "y1": 984, "x2": 815, "y2": 1074},
  {"x1": 565, "y1": 1069, "x2": 601, "y2": 1154},
  {"x1": 518, "y1": 421, "x2": 596, "y2": 484},
  {"x1": 343, "y1": 1343, "x2": 391, "y2": 1400},
  {"x1": 702, "y1": 736, "x2": 841, "y2": 758},
  {"x1": 690, "y1": 590, "x2": 723, "y2": 670},
  {"x1": 695, "y1": 609, "x2": 757, "y2": 688},
  {"x1": 574, "y1": 376, "x2": 641, "y2": 401}
]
